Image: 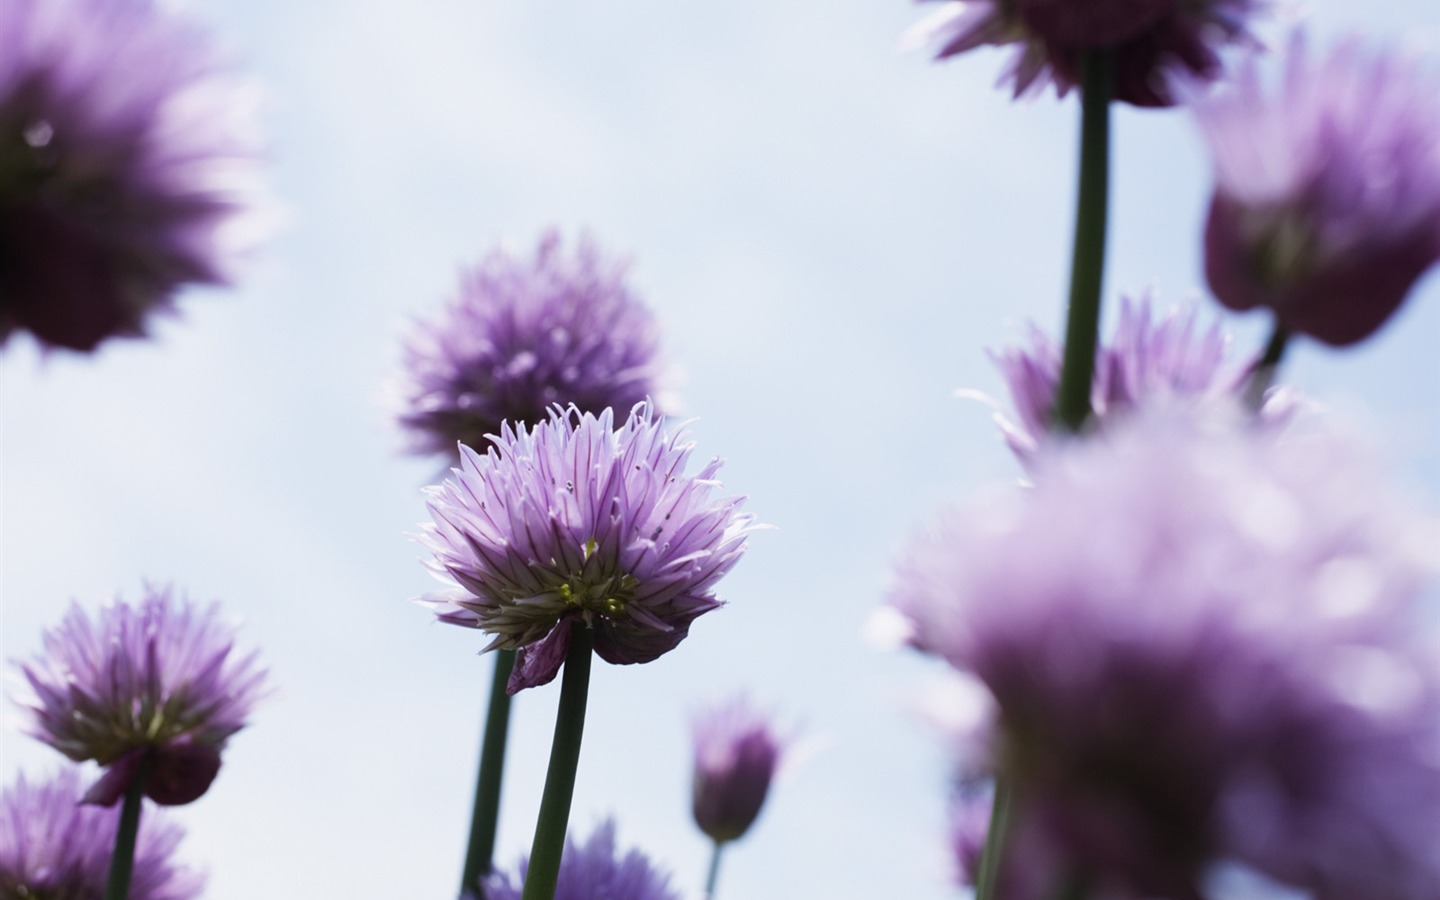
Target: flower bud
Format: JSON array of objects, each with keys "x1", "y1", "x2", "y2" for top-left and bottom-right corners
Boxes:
[{"x1": 690, "y1": 697, "x2": 784, "y2": 844}]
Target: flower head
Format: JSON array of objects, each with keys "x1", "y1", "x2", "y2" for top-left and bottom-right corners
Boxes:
[
  {"x1": 0, "y1": 0, "x2": 264, "y2": 353},
  {"x1": 691, "y1": 696, "x2": 785, "y2": 844},
  {"x1": 908, "y1": 0, "x2": 1261, "y2": 107},
  {"x1": 889, "y1": 413, "x2": 1440, "y2": 898},
  {"x1": 986, "y1": 293, "x2": 1292, "y2": 465},
  {"x1": 14, "y1": 585, "x2": 268, "y2": 806},
  {"x1": 394, "y1": 230, "x2": 672, "y2": 459},
  {"x1": 0, "y1": 768, "x2": 203, "y2": 900},
  {"x1": 483, "y1": 819, "x2": 680, "y2": 900},
  {"x1": 1196, "y1": 32, "x2": 1440, "y2": 346},
  {"x1": 417, "y1": 403, "x2": 757, "y2": 693}
]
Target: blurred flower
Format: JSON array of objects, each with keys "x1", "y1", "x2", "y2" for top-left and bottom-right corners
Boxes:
[
  {"x1": 0, "y1": 0, "x2": 264, "y2": 353},
  {"x1": 0, "y1": 767, "x2": 202, "y2": 900},
  {"x1": 907, "y1": 0, "x2": 1260, "y2": 107},
  {"x1": 1197, "y1": 32, "x2": 1440, "y2": 346},
  {"x1": 417, "y1": 403, "x2": 758, "y2": 693},
  {"x1": 984, "y1": 294, "x2": 1293, "y2": 465},
  {"x1": 948, "y1": 783, "x2": 993, "y2": 887},
  {"x1": 691, "y1": 696, "x2": 785, "y2": 844},
  {"x1": 483, "y1": 819, "x2": 680, "y2": 900},
  {"x1": 888, "y1": 413, "x2": 1440, "y2": 898},
  {"x1": 394, "y1": 230, "x2": 672, "y2": 459},
  {"x1": 14, "y1": 585, "x2": 268, "y2": 806}
]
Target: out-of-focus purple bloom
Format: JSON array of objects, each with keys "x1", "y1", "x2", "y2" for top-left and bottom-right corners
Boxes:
[
  {"x1": 1196, "y1": 32, "x2": 1440, "y2": 346},
  {"x1": 394, "y1": 230, "x2": 672, "y2": 459},
  {"x1": 907, "y1": 0, "x2": 1260, "y2": 107},
  {"x1": 0, "y1": 767, "x2": 203, "y2": 900},
  {"x1": 416, "y1": 403, "x2": 758, "y2": 693},
  {"x1": 483, "y1": 819, "x2": 681, "y2": 900},
  {"x1": 691, "y1": 696, "x2": 785, "y2": 844},
  {"x1": 986, "y1": 294, "x2": 1293, "y2": 465},
  {"x1": 0, "y1": 0, "x2": 264, "y2": 353},
  {"x1": 14, "y1": 585, "x2": 268, "y2": 807},
  {"x1": 948, "y1": 783, "x2": 993, "y2": 887},
  {"x1": 889, "y1": 413, "x2": 1440, "y2": 899}
]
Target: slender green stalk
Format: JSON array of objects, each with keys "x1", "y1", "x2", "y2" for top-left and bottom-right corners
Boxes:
[
  {"x1": 1243, "y1": 321, "x2": 1290, "y2": 411},
  {"x1": 1051, "y1": 50, "x2": 1116, "y2": 433},
  {"x1": 973, "y1": 780, "x2": 1013, "y2": 900},
  {"x1": 520, "y1": 623, "x2": 595, "y2": 900},
  {"x1": 981, "y1": 49, "x2": 1115, "y2": 900},
  {"x1": 104, "y1": 758, "x2": 150, "y2": 900},
  {"x1": 703, "y1": 840, "x2": 725, "y2": 900},
  {"x1": 461, "y1": 648, "x2": 519, "y2": 899}
]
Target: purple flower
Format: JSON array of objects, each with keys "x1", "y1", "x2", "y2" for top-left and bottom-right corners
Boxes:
[
  {"x1": 889, "y1": 413, "x2": 1440, "y2": 898},
  {"x1": 394, "y1": 230, "x2": 672, "y2": 459},
  {"x1": 416, "y1": 403, "x2": 758, "y2": 693},
  {"x1": 908, "y1": 0, "x2": 1261, "y2": 107},
  {"x1": 948, "y1": 783, "x2": 993, "y2": 887},
  {"x1": 14, "y1": 585, "x2": 268, "y2": 806},
  {"x1": 0, "y1": 767, "x2": 203, "y2": 900},
  {"x1": 0, "y1": 0, "x2": 264, "y2": 353},
  {"x1": 986, "y1": 294, "x2": 1293, "y2": 465},
  {"x1": 1196, "y1": 32, "x2": 1440, "y2": 346},
  {"x1": 482, "y1": 819, "x2": 680, "y2": 900},
  {"x1": 691, "y1": 696, "x2": 785, "y2": 844}
]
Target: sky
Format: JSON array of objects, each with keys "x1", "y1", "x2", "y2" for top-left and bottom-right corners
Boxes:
[{"x1": 2, "y1": 1, "x2": 1438, "y2": 898}]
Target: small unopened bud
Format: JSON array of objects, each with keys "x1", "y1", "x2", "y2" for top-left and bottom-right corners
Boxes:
[{"x1": 690, "y1": 697, "x2": 784, "y2": 844}]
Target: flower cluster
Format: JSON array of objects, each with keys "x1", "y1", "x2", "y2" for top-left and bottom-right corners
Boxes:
[
  {"x1": 6, "y1": 0, "x2": 1435, "y2": 896},
  {"x1": 890, "y1": 413, "x2": 1440, "y2": 898},
  {"x1": 394, "y1": 230, "x2": 671, "y2": 458},
  {"x1": 14, "y1": 585, "x2": 268, "y2": 806},
  {"x1": 1196, "y1": 33, "x2": 1440, "y2": 346},
  {"x1": 417, "y1": 403, "x2": 757, "y2": 692},
  {"x1": 908, "y1": 0, "x2": 1261, "y2": 107},
  {"x1": 985, "y1": 294, "x2": 1292, "y2": 464},
  {"x1": 0, "y1": 768, "x2": 202, "y2": 900},
  {"x1": 482, "y1": 820, "x2": 680, "y2": 900},
  {"x1": 0, "y1": 0, "x2": 262, "y2": 352},
  {"x1": 691, "y1": 696, "x2": 785, "y2": 844}
]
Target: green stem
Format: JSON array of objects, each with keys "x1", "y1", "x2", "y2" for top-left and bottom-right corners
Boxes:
[
  {"x1": 704, "y1": 840, "x2": 725, "y2": 900},
  {"x1": 104, "y1": 759, "x2": 150, "y2": 900},
  {"x1": 974, "y1": 780, "x2": 1013, "y2": 900},
  {"x1": 1051, "y1": 50, "x2": 1115, "y2": 433},
  {"x1": 1243, "y1": 321, "x2": 1290, "y2": 412},
  {"x1": 520, "y1": 623, "x2": 594, "y2": 900},
  {"x1": 461, "y1": 648, "x2": 518, "y2": 899}
]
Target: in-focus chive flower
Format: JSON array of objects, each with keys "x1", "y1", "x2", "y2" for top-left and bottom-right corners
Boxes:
[
  {"x1": 906, "y1": 0, "x2": 1261, "y2": 107},
  {"x1": 0, "y1": 0, "x2": 264, "y2": 353},
  {"x1": 481, "y1": 819, "x2": 681, "y2": 900},
  {"x1": 1196, "y1": 32, "x2": 1440, "y2": 346},
  {"x1": 417, "y1": 403, "x2": 758, "y2": 693},
  {"x1": 691, "y1": 696, "x2": 785, "y2": 845},
  {"x1": 14, "y1": 585, "x2": 268, "y2": 806},
  {"x1": 0, "y1": 768, "x2": 202, "y2": 900},
  {"x1": 888, "y1": 412, "x2": 1440, "y2": 899},
  {"x1": 982, "y1": 294, "x2": 1294, "y2": 464},
  {"x1": 394, "y1": 230, "x2": 672, "y2": 459}
]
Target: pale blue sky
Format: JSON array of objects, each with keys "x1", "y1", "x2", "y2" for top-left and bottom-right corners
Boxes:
[{"x1": 2, "y1": 1, "x2": 1437, "y2": 897}]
